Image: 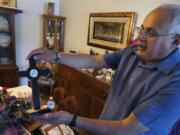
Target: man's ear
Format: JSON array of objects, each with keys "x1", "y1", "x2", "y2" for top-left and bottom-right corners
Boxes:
[{"x1": 171, "y1": 35, "x2": 180, "y2": 49}]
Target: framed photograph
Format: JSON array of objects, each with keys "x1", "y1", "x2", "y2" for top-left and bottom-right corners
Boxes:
[
  {"x1": 0, "y1": 0, "x2": 17, "y2": 8},
  {"x1": 41, "y1": 124, "x2": 74, "y2": 135},
  {"x1": 47, "y1": 2, "x2": 55, "y2": 16},
  {"x1": 42, "y1": 125, "x2": 63, "y2": 135},
  {"x1": 87, "y1": 12, "x2": 136, "y2": 50}
]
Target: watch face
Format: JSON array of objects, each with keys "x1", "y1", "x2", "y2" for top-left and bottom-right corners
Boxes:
[{"x1": 29, "y1": 68, "x2": 38, "y2": 78}]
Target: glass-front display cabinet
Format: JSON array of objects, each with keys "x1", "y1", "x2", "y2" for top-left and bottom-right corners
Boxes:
[
  {"x1": 38, "y1": 15, "x2": 65, "y2": 93},
  {"x1": 42, "y1": 14, "x2": 65, "y2": 51},
  {"x1": 0, "y1": 6, "x2": 22, "y2": 87}
]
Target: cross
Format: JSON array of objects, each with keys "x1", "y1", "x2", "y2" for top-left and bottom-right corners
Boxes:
[{"x1": 18, "y1": 55, "x2": 51, "y2": 110}]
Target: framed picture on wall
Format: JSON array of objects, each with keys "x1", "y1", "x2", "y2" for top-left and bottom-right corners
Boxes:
[{"x1": 87, "y1": 12, "x2": 136, "y2": 50}]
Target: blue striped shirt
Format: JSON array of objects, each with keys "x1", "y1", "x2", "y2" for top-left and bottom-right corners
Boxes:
[{"x1": 100, "y1": 46, "x2": 180, "y2": 135}]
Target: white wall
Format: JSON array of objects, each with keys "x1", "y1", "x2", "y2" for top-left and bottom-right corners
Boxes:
[
  {"x1": 16, "y1": 0, "x2": 180, "y2": 85},
  {"x1": 60, "y1": 0, "x2": 180, "y2": 54},
  {"x1": 15, "y1": 0, "x2": 60, "y2": 85}
]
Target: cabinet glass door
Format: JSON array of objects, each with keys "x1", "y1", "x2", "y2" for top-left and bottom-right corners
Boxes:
[
  {"x1": 0, "y1": 15, "x2": 12, "y2": 65},
  {"x1": 43, "y1": 15, "x2": 65, "y2": 51},
  {"x1": 46, "y1": 20, "x2": 56, "y2": 49},
  {"x1": 57, "y1": 21, "x2": 64, "y2": 51}
]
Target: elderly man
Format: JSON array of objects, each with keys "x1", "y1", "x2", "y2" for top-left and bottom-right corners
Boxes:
[{"x1": 27, "y1": 4, "x2": 180, "y2": 135}]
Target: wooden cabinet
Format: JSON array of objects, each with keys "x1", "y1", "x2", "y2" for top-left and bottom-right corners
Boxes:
[
  {"x1": 0, "y1": 6, "x2": 22, "y2": 87},
  {"x1": 56, "y1": 64, "x2": 109, "y2": 118},
  {"x1": 42, "y1": 14, "x2": 65, "y2": 51}
]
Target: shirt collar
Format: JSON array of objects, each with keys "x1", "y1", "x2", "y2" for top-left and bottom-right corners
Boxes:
[
  {"x1": 155, "y1": 48, "x2": 180, "y2": 74},
  {"x1": 135, "y1": 47, "x2": 180, "y2": 74}
]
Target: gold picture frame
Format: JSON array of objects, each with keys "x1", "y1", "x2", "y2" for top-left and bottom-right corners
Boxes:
[
  {"x1": 0, "y1": 0, "x2": 17, "y2": 8},
  {"x1": 87, "y1": 12, "x2": 136, "y2": 50}
]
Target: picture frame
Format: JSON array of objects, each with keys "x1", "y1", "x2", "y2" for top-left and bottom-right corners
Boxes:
[
  {"x1": 87, "y1": 12, "x2": 136, "y2": 50},
  {"x1": 41, "y1": 124, "x2": 74, "y2": 135},
  {"x1": 47, "y1": 2, "x2": 55, "y2": 16},
  {"x1": 0, "y1": 0, "x2": 17, "y2": 8},
  {"x1": 42, "y1": 125, "x2": 63, "y2": 135}
]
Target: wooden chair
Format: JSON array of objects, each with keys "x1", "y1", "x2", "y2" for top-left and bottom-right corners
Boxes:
[{"x1": 53, "y1": 87, "x2": 78, "y2": 114}]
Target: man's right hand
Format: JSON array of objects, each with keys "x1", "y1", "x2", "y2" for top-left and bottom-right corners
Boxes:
[
  {"x1": 36, "y1": 111, "x2": 73, "y2": 125},
  {"x1": 26, "y1": 48, "x2": 57, "y2": 63}
]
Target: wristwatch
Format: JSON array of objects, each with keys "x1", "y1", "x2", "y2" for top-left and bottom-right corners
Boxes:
[{"x1": 68, "y1": 114, "x2": 77, "y2": 129}]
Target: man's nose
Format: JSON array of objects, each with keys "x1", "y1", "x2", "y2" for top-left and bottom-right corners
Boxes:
[{"x1": 136, "y1": 32, "x2": 146, "y2": 42}]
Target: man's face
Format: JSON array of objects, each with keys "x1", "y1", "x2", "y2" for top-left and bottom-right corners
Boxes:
[{"x1": 135, "y1": 8, "x2": 175, "y2": 64}]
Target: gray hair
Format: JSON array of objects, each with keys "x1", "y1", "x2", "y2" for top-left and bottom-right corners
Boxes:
[{"x1": 158, "y1": 4, "x2": 180, "y2": 34}]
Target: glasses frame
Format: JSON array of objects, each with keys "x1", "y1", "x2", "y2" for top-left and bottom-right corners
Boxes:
[{"x1": 136, "y1": 26, "x2": 179, "y2": 38}]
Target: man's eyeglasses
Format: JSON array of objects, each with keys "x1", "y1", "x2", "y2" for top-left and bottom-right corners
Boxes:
[{"x1": 136, "y1": 26, "x2": 179, "y2": 38}]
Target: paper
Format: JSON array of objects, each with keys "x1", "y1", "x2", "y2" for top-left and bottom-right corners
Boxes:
[{"x1": 7, "y1": 85, "x2": 32, "y2": 98}]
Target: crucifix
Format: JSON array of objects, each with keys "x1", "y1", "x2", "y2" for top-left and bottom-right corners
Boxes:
[{"x1": 18, "y1": 55, "x2": 52, "y2": 118}]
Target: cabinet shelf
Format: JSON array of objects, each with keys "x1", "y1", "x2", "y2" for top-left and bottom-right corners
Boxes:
[{"x1": 0, "y1": 6, "x2": 22, "y2": 14}]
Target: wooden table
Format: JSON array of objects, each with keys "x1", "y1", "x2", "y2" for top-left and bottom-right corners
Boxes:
[{"x1": 21, "y1": 118, "x2": 42, "y2": 132}]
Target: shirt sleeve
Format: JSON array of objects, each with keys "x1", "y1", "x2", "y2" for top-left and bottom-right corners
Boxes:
[
  {"x1": 133, "y1": 79, "x2": 180, "y2": 134},
  {"x1": 103, "y1": 47, "x2": 133, "y2": 70}
]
